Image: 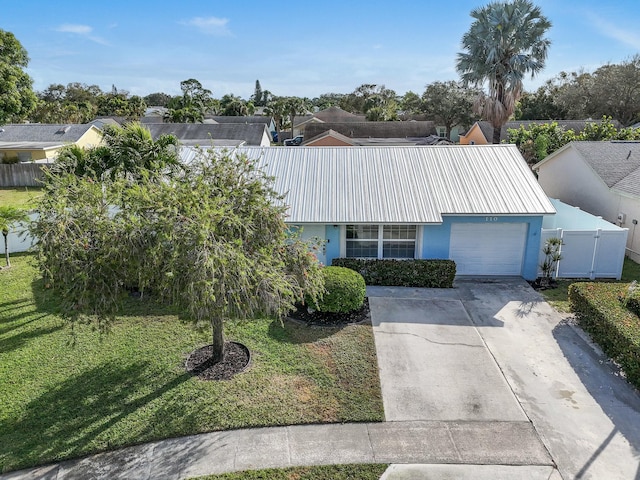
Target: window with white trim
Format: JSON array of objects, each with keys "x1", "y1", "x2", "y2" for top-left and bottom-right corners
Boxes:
[{"x1": 346, "y1": 225, "x2": 417, "y2": 259}]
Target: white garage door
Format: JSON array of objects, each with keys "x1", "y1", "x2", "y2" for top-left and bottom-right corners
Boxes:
[{"x1": 450, "y1": 223, "x2": 528, "y2": 276}]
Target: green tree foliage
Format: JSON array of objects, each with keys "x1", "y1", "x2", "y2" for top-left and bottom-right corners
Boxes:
[
  {"x1": 0, "y1": 206, "x2": 28, "y2": 267},
  {"x1": 515, "y1": 85, "x2": 567, "y2": 120},
  {"x1": 0, "y1": 29, "x2": 37, "y2": 124},
  {"x1": 456, "y1": 0, "x2": 551, "y2": 143},
  {"x1": 252, "y1": 80, "x2": 264, "y2": 107},
  {"x1": 312, "y1": 92, "x2": 345, "y2": 110},
  {"x1": 421, "y1": 81, "x2": 479, "y2": 139},
  {"x1": 282, "y1": 96, "x2": 312, "y2": 138},
  {"x1": 96, "y1": 92, "x2": 146, "y2": 118},
  {"x1": 220, "y1": 94, "x2": 255, "y2": 116},
  {"x1": 507, "y1": 117, "x2": 640, "y2": 164},
  {"x1": 52, "y1": 122, "x2": 181, "y2": 181},
  {"x1": 164, "y1": 78, "x2": 215, "y2": 123},
  {"x1": 264, "y1": 96, "x2": 289, "y2": 142},
  {"x1": 399, "y1": 91, "x2": 423, "y2": 116},
  {"x1": 340, "y1": 84, "x2": 398, "y2": 120},
  {"x1": 553, "y1": 56, "x2": 640, "y2": 126},
  {"x1": 32, "y1": 145, "x2": 323, "y2": 363},
  {"x1": 143, "y1": 92, "x2": 172, "y2": 107},
  {"x1": 32, "y1": 83, "x2": 145, "y2": 123}
]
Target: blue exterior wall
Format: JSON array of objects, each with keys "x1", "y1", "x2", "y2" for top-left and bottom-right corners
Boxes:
[
  {"x1": 293, "y1": 217, "x2": 544, "y2": 280},
  {"x1": 325, "y1": 225, "x2": 342, "y2": 264},
  {"x1": 421, "y1": 216, "x2": 543, "y2": 280}
]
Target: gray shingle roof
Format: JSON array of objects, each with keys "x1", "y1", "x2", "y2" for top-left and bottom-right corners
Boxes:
[
  {"x1": 312, "y1": 106, "x2": 365, "y2": 123},
  {"x1": 0, "y1": 124, "x2": 96, "y2": 143},
  {"x1": 571, "y1": 141, "x2": 640, "y2": 197},
  {"x1": 477, "y1": 119, "x2": 624, "y2": 143},
  {"x1": 179, "y1": 145, "x2": 554, "y2": 223},
  {"x1": 208, "y1": 116, "x2": 274, "y2": 126},
  {"x1": 145, "y1": 123, "x2": 269, "y2": 146},
  {"x1": 304, "y1": 121, "x2": 437, "y2": 140}
]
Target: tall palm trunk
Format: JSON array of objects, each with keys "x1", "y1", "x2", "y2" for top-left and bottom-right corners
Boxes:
[{"x1": 492, "y1": 125, "x2": 502, "y2": 144}]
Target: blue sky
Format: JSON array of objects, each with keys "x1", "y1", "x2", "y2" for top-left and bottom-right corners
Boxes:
[{"x1": 3, "y1": 0, "x2": 640, "y2": 99}]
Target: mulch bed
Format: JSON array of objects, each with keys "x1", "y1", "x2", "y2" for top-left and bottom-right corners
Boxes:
[
  {"x1": 185, "y1": 341, "x2": 251, "y2": 381},
  {"x1": 287, "y1": 298, "x2": 371, "y2": 326},
  {"x1": 528, "y1": 278, "x2": 559, "y2": 291}
]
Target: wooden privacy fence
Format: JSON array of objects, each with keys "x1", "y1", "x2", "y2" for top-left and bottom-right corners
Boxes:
[
  {"x1": 538, "y1": 228, "x2": 628, "y2": 279},
  {"x1": 0, "y1": 163, "x2": 47, "y2": 187}
]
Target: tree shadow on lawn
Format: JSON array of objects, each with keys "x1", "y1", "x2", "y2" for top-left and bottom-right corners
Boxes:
[
  {"x1": 267, "y1": 317, "x2": 346, "y2": 345},
  {"x1": 1, "y1": 360, "x2": 195, "y2": 473}
]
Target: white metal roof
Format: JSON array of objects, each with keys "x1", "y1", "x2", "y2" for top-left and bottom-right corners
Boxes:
[{"x1": 180, "y1": 145, "x2": 555, "y2": 224}]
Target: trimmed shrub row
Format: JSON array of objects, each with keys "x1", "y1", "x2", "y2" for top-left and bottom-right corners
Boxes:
[
  {"x1": 331, "y1": 258, "x2": 456, "y2": 288},
  {"x1": 569, "y1": 282, "x2": 640, "y2": 388},
  {"x1": 310, "y1": 266, "x2": 366, "y2": 313}
]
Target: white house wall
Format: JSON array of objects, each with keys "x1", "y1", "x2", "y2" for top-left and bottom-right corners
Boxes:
[{"x1": 537, "y1": 149, "x2": 640, "y2": 263}]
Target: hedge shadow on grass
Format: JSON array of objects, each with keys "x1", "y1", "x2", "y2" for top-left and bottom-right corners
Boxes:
[{"x1": 267, "y1": 318, "x2": 345, "y2": 345}]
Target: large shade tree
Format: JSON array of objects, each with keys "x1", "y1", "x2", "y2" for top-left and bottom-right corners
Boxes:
[
  {"x1": 421, "y1": 81, "x2": 479, "y2": 139},
  {"x1": 32, "y1": 137, "x2": 323, "y2": 364},
  {"x1": 456, "y1": 0, "x2": 551, "y2": 144},
  {"x1": 0, "y1": 29, "x2": 37, "y2": 124}
]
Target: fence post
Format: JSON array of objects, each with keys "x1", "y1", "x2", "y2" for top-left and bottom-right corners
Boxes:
[{"x1": 589, "y1": 229, "x2": 601, "y2": 280}]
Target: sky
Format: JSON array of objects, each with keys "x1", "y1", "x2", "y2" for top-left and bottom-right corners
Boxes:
[{"x1": 2, "y1": 0, "x2": 640, "y2": 100}]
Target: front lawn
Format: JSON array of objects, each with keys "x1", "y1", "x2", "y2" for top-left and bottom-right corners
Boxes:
[
  {"x1": 0, "y1": 187, "x2": 42, "y2": 209},
  {"x1": 0, "y1": 254, "x2": 384, "y2": 473},
  {"x1": 190, "y1": 464, "x2": 389, "y2": 480},
  {"x1": 541, "y1": 257, "x2": 640, "y2": 312}
]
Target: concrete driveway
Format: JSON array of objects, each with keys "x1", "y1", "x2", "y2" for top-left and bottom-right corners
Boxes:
[{"x1": 369, "y1": 279, "x2": 640, "y2": 480}]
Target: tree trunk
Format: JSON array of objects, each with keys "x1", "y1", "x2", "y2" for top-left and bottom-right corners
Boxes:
[
  {"x1": 445, "y1": 124, "x2": 452, "y2": 140},
  {"x1": 210, "y1": 317, "x2": 225, "y2": 363},
  {"x1": 3, "y1": 232, "x2": 9, "y2": 267},
  {"x1": 290, "y1": 114, "x2": 295, "y2": 140},
  {"x1": 492, "y1": 125, "x2": 501, "y2": 144}
]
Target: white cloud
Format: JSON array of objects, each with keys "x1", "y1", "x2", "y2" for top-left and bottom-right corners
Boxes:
[
  {"x1": 56, "y1": 24, "x2": 92, "y2": 35},
  {"x1": 54, "y1": 23, "x2": 110, "y2": 46},
  {"x1": 181, "y1": 16, "x2": 231, "y2": 36},
  {"x1": 587, "y1": 14, "x2": 640, "y2": 50}
]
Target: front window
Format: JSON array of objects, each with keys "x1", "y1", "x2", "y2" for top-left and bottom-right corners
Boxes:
[{"x1": 346, "y1": 225, "x2": 416, "y2": 259}]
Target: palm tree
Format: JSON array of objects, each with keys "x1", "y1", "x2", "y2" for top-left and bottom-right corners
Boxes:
[
  {"x1": 456, "y1": 0, "x2": 551, "y2": 144},
  {"x1": 0, "y1": 206, "x2": 29, "y2": 267}
]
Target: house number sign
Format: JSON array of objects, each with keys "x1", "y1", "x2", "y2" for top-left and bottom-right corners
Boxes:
[{"x1": 485, "y1": 216, "x2": 499, "y2": 222}]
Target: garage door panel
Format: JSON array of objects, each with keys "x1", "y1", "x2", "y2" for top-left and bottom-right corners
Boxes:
[{"x1": 450, "y1": 223, "x2": 527, "y2": 276}]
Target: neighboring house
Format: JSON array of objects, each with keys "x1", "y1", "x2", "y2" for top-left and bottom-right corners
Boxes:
[
  {"x1": 0, "y1": 124, "x2": 103, "y2": 163},
  {"x1": 460, "y1": 119, "x2": 623, "y2": 145},
  {"x1": 292, "y1": 106, "x2": 366, "y2": 137},
  {"x1": 302, "y1": 129, "x2": 452, "y2": 146},
  {"x1": 182, "y1": 144, "x2": 555, "y2": 279},
  {"x1": 303, "y1": 121, "x2": 437, "y2": 143},
  {"x1": 534, "y1": 141, "x2": 640, "y2": 263},
  {"x1": 145, "y1": 123, "x2": 271, "y2": 147},
  {"x1": 209, "y1": 115, "x2": 276, "y2": 140}
]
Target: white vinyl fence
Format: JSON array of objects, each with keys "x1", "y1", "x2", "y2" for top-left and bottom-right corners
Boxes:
[
  {"x1": 538, "y1": 228, "x2": 628, "y2": 279},
  {"x1": 4, "y1": 213, "x2": 37, "y2": 255}
]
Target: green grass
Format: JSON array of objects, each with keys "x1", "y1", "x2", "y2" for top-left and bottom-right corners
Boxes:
[
  {"x1": 541, "y1": 257, "x2": 640, "y2": 312},
  {"x1": 0, "y1": 254, "x2": 384, "y2": 473},
  {"x1": 0, "y1": 187, "x2": 42, "y2": 209},
  {"x1": 190, "y1": 464, "x2": 389, "y2": 480}
]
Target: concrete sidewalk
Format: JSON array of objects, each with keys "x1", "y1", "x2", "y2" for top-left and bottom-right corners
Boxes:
[{"x1": 2, "y1": 420, "x2": 553, "y2": 480}]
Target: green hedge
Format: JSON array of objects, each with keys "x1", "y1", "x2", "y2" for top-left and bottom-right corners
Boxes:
[
  {"x1": 569, "y1": 282, "x2": 640, "y2": 388},
  {"x1": 331, "y1": 258, "x2": 456, "y2": 288},
  {"x1": 309, "y1": 266, "x2": 366, "y2": 313}
]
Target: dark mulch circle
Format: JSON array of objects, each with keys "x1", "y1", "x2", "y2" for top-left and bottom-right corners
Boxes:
[
  {"x1": 185, "y1": 341, "x2": 251, "y2": 381},
  {"x1": 528, "y1": 278, "x2": 559, "y2": 291},
  {"x1": 287, "y1": 298, "x2": 371, "y2": 326}
]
